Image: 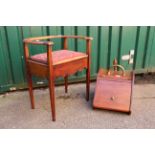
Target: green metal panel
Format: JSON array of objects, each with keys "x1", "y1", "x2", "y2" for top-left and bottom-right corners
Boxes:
[
  {"x1": 1, "y1": 26, "x2": 155, "y2": 93},
  {"x1": 22, "y1": 26, "x2": 47, "y2": 55},
  {"x1": 143, "y1": 27, "x2": 155, "y2": 68},
  {"x1": 5, "y1": 26, "x2": 25, "y2": 85},
  {"x1": 134, "y1": 26, "x2": 147, "y2": 70},
  {"x1": 119, "y1": 26, "x2": 137, "y2": 70},
  {"x1": 99, "y1": 26, "x2": 110, "y2": 69},
  {"x1": 149, "y1": 29, "x2": 155, "y2": 70},
  {"x1": 76, "y1": 26, "x2": 87, "y2": 77},
  {"x1": 48, "y1": 26, "x2": 62, "y2": 50},
  {"x1": 110, "y1": 26, "x2": 120, "y2": 66},
  {"x1": 63, "y1": 26, "x2": 76, "y2": 51},
  {"x1": 88, "y1": 26, "x2": 99, "y2": 76},
  {"x1": 0, "y1": 27, "x2": 13, "y2": 87}
]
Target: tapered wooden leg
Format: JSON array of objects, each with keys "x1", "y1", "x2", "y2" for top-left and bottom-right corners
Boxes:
[
  {"x1": 49, "y1": 78, "x2": 56, "y2": 121},
  {"x1": 86, "y1": 67, "x2": 90, "y2": 101},
  {"x1": 27, "y1": 71, "x2": 35, "y2": 109},
  {"x1": 86, "y1": 39, "x2": 91, "y2": 101},
  {"x1": 64, "y1": 76, "x2": 68, "y2": 93}
]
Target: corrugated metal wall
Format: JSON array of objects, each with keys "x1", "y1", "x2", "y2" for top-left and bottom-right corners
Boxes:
[{"x1": 0, "y1": 26, "x2": 155, "y2": 93}]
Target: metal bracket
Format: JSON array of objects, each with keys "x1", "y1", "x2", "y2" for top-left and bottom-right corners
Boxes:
[
  {"x1": 9, "y1": 87, "x2": 16, "y2": 91},
  {"x1": 121, "y1": 49, "x2": 134, "y2": 64},
  {"x1": 36, "y1": 81, "x2": 44, "y2": 85}
]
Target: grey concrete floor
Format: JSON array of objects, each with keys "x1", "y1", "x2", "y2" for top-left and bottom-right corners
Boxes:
[{"x1": 0, "y1": 82, "x2": 155, "y2": 128}]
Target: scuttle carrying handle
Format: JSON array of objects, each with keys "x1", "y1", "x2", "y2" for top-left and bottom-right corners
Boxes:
[{"x1": 108, "y1": 64, "x2": 125, "y2": 76}]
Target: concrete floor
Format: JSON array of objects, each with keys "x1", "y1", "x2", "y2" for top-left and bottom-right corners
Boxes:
[{"x1": 0, "y1": 82, "x2": 155, "y2": 128}]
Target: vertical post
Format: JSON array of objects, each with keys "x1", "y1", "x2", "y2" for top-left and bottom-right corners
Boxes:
[
  {"x1": 63, "y1": 37, "x2": 68, "y2": 93},
  {"x1": 63, "y1": 37, "x2": 68, "y2": 50},
  {"x1": 86, "y1": 39, "x2": 91, "y2": 101},
  {"x1": 65, "y1": 76, "x2": 68, "y2": 93},
  {"x1": 47, "y1": 43, "x2": 56, "y2": 121},
  {"x1": 24, "y1": 42, "x2": 35, "y2": 109}
]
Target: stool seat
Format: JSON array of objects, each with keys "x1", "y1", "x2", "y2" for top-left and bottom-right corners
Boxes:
[{"x1": 30, "y1": 50, "x2": 87, "y2": 65}]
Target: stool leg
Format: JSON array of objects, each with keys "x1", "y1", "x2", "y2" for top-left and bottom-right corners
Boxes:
[
  {"x1": 86, "y1": 67, "x2": 90, "y2": 101},
  {"x1": 49, "y1": 79, "x2": 56, "y2": 121},
  {"x1": 64, "y1": 76, "x2": 68, "y2": 93},
  {"x1": 27, "y1": 71, "x2": 35, "y2": 109}
]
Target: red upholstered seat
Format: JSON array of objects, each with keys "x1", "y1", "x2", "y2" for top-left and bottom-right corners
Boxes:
[{"x1": 30, "y1": 50, "x2": 87, "y2": 65}]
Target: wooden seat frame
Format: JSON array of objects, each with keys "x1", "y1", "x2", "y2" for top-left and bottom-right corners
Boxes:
[{"x1": 23, "y1": 35, "x2": 93, "y2": 121}]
